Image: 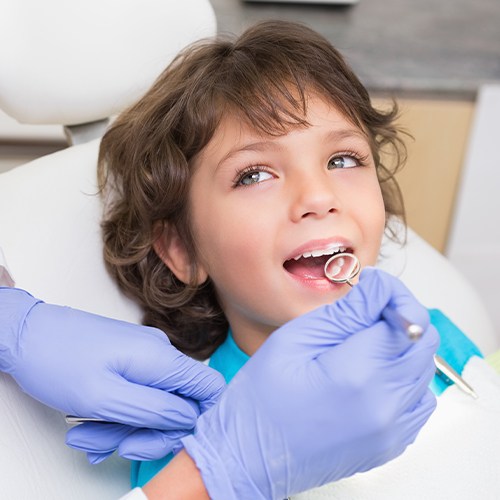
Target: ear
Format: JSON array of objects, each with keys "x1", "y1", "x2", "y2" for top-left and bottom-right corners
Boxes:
[{"x1": 153, "y1": 223, "x2": 208, "y2": 285}]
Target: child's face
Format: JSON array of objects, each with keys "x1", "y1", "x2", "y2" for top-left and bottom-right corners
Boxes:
[{"x1": 188, "y1": 95, "x2": 385, "y2": 354}]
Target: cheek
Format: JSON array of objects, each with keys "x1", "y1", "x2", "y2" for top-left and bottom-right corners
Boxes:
[
  {"x1": 189, "y1": 196, "x2": 267, "y2": 278},
  {"x1": 365, "y1": 175, "x2": 386, "y2": 220},
  {"x1": 356, "y1": 181, "x2": 386, "y2": 260},
  {"x1": 372, "y1": 188, "x2": 387, "y2": 230},
  {"x1": 371, "y1": 206, "x2": 386, "y2": 257}
]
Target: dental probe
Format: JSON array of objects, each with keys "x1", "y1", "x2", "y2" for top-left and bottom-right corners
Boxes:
[
  {"x1": 384, "y1": 307, "x2": 478, "y2": 399},
  {"x1": 324, "y1": 252, "x2": 478, "y2": 399},
  {"x1": 65, "y1": 415, "x2": 112, "y2": 424},
  {"x1": 434, "y1": 354, "x2": 478, "y2": 399}
]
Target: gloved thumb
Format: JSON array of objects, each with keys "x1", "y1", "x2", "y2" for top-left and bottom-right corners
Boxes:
[
  {"x1": 332, "y1": 267, "x2": 430, "y2": 335},
  {"x1": 265, "y1": 267, "x2": 427, "y2": 360}
]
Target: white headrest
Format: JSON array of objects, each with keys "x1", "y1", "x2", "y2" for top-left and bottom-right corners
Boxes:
[{"x1": 0, "y1": 0, "x2": 216, "y2": 125}]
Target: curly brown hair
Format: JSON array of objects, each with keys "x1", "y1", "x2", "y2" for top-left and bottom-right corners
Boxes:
[{"x1": 98, "y1": 20, "x2": 407, "y2": 360}]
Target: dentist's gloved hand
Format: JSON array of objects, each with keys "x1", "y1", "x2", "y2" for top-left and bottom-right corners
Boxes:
[
  {"x1": 0, "y1": 287, "x2": 225, "y2": 462},
  {"x1": 68, "y1": 422, "x2": 193, "y2": 463},
  {"x1": 180, "y1": 268, "x2": 439, "y2": 500}
]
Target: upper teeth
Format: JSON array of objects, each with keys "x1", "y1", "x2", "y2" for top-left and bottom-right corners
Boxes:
[{"x1": 293, "y1": 245, "x2": 347, "y2": 261}]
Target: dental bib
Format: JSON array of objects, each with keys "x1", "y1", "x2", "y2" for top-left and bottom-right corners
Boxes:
[{"x1": 293, "y1": 356, "x2": 500, "y2": 500}]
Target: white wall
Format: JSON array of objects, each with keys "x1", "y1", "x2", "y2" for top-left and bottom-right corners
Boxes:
[{"x1": 447, "y1": 85, "x2": 500, "y2": 340}]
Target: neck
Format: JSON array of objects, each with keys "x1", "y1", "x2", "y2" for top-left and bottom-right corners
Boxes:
[{"x1": 228, "y1": 319, "x2": 276, "y2": 356}]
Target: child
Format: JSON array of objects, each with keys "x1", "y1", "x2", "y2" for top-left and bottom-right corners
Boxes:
[{"x1": 97, "y1": 20, "x2": 484, "y2": 492}]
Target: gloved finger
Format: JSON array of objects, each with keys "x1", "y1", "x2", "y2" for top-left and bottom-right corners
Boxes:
[
  {"x1": 87, "y1": 451, "x2": 115, "y2": 464},
  {"x1": 335, "y1": 267, "x2": 429, "y2": 332},
  {"x1": 373, "y1": 362, "x2": 438, "y2": 425},
  {"x1": 386, "y1": 388, "x2": 437, "y2": 458},
  {"x1": 120, "y1": 346, "x2": 226, "y2": 414},
  {"x1": 316, "y1": 322, "x2": 436, "y2": 416},
  {"x1": 118, "y1": 428, "x2": 189, "y2": 461},
  {"x1": 356, "y1": 388, "x2": 437, "y2": 475},
  {"x1": 392, "y1": 325, "x2": 439, "y2": 378},
  {"x1": 316, "y1": 320, "x2": 419, "y2": 380},
  {"x1": 88, "y1": 381, "x2": 202, "y2": 429},
  {"x1": 171, "y1": 438, "x2": 185, "y2": 456},
  {"x1": 66, "y1": 422, "x2": 137, "y2": 454},
  {"x1": 362, "y1": 318, "x2": 438, "y2": 370},
  {"x1": 67, "y1": 421, "x2": 190, "y2": 461}
]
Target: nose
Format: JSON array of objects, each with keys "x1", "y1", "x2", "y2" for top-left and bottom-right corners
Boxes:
[{"x1": 288, "y1": 171, "x2": 340, "y2": 222}]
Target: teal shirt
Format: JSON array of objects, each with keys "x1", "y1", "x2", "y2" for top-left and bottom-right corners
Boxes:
[{"x1": 131, "y1": 308, "x2": 483, "y2": 487}]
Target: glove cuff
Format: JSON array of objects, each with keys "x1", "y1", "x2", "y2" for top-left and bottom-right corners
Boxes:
[
  {"x1": 0, "y1": 288, "x2": 42, "y2": 373},
  {"x1": 181, "y1": 432, "x2": 266, "y2": 500}
]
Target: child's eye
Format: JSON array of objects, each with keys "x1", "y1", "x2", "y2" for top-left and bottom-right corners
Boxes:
[
  {"x1": 236, "y1": 168, "x2": 274, "y2": 187},
  {"x1": 327, "y1": 154, "x2": 362, "y2": 170}
]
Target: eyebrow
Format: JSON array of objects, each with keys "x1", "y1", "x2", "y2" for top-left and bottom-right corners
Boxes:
[
  {"x1": 216, "y1": 140, "x2": 277, "y2": 171},
  {"x1": 216, "y1": 127, "x2": 368, "y2": 170},
  {"x1": 324, "y1": 128, "x2": 368, "y2": 143}
]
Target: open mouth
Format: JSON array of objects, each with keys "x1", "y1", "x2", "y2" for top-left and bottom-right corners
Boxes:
[{"x1": 283, "y1": 246, "x2": 354, "y2": 280}]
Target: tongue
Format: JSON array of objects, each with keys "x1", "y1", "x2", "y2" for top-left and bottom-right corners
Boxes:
[{"x1": 284, "y1": 255, "x2": 330, "y2": 279}]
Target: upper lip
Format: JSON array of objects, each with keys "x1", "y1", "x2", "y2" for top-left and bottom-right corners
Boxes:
[{"x1": 284, "y1": 238, "x2": 354, "y2": 262}]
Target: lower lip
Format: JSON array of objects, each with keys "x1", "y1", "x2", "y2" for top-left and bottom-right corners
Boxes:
[{"x1": 285, "y1": 270, "x2": 346, "y2": 290}]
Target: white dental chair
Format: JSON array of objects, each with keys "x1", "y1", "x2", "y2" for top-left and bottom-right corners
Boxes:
[{"x1": 0, "y1": 1, "x2": 497, "y2": 498}]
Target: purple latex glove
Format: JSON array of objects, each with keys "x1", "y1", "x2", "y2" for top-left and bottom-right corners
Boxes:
[
  {"x1": 0, "y1": 287, "x2": 225, "y2": 462},
  {"x1": 181, "y1": 268, "x2": 439, "y2": 499},
  {"x1": 68, "y1": 423, "x2": 191, "y2": 463}
]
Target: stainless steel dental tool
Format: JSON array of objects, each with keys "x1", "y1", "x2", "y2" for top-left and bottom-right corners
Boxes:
[
  {"x1": 323, "y1": 252, "x2": 478, "y2": 399},
  {"x1": 433, "y1": 354, "x2": 478, "y2": 399}
]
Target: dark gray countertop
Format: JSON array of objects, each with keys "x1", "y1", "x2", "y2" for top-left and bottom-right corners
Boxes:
[{"x1": 211, "y1": 0, "x2": 500, "y2": 99}]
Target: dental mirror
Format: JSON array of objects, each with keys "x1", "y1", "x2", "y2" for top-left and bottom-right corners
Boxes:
[{"x1": 324, "y1": 252, "x2": 361, "y2": 286}]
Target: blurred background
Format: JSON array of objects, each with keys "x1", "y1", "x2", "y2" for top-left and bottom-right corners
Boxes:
[{"x1": 1, "y1": 0, "x2": 499, "y2": 333}]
